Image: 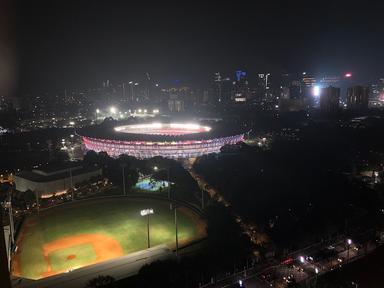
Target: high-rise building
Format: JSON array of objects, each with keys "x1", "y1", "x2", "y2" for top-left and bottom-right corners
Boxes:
[
  {"x1": 347, "y1": 86, "x2": 369, "y2": 110},
  {"x1": 168, "y1": 94, "x2": 184, "y2": 112},
  {"x1": 370, "y1": 78, "x2": 384, "y2": 107},
  {"x1": 320, "y1": 86, "x2": 340, "y2": 113},
  {"x1": 213, "y1": 72, "x2": 232, "y2": 103},
  {"x1": 232, "y1": 70, "x2": 250, "y2": 103},
  {"x1": 319, "y1": 76, "x2": 341, "y2": 87},
  {"x1": 302, "y1": 73, "x2": 317, "y2": 88},
  {"x1": 252, "y1": 73, "x2": 272, "y2": 102}
]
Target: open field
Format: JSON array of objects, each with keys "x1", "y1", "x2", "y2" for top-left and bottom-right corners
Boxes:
[{"x1": 12, "y1": 197, "x2": 206, "y2": 280}]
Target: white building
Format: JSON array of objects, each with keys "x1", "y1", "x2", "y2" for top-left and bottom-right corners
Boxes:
[{"x1": 13, "y1": 163, "x2": 102, "y2": 197}]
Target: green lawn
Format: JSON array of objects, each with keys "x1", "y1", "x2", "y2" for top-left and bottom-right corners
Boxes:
[{"x1": 15, "y1": 197, "x2": 205, "y2": 280}]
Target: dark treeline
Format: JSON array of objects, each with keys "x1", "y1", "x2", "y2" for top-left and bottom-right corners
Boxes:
[{"x1": 194, "y1": 122, "x2": 384, "y2": 251}]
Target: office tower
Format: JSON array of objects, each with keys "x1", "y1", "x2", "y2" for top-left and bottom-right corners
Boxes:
[
  {"x1": 320, "y1": 86, "x2": 340, "y2": 112},
  {"x1": 232, "y1": 70, "x2": 250, "y2": 103},
  {"x1": 347, "y1": 86, "x2": 369, "y2": 110}
]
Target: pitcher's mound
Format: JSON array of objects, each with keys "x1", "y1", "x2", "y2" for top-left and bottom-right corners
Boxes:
[{"x1": 67, "y1": 255, "x2": 76, "y2": 260}]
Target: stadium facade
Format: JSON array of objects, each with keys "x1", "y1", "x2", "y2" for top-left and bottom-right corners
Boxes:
[{"x1": 79, "y1": 122, "x2": 245, "y2": 159}]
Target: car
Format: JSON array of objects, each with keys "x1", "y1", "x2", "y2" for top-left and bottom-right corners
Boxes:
[{"x1": 281, "y1": 257, "x2": 294, "y2": 265}]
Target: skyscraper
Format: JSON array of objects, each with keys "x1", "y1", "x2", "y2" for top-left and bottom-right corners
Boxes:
[
  {"x1": 213, "y1": 72, "x2": 232, "y2": 103},
  {"x1": 232, "y1": 70, "x2": 249, "y2": 103},
  {"x1": 370, "y1": 78, "x2": 384, "y2": 107},
  {"x1": 253, "y1": 73, "x2": 271, "y2": 102},
  {"x1": 320, "y1": 86, "x2": 340, "y2": 113},
  {"x1": 347, "y1": 86, "x2": 369, "y2": 110}
]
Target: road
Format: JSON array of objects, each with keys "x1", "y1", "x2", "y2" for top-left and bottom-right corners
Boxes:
[{"x1": 201, "y1": 238, "x2": 377, "y2": 288}]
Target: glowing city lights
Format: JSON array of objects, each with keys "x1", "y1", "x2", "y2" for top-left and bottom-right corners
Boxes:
[{"x1": 313, "y1": 85, "x2": 320, "y2": 97}]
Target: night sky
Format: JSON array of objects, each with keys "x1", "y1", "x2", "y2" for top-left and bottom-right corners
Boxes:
[{"x1": 13, "y1": 0, "x2": 384, "y2": 91}]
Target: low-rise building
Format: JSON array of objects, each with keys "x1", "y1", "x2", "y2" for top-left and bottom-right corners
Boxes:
[{"x1": 13, "y1": 163, "x2": 102, "y2": 197}]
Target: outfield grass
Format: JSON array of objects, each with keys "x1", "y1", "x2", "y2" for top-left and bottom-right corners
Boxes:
[{"x1": 15, "y1": 197, "x2": 205, "y2": 280}]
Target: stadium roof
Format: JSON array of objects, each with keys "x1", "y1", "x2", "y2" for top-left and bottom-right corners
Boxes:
[
  {"x1": 15, "y1": 166, "x2": 101, "y2": 183},
  {"x1": 78, "y1": 121, "x2": 248, "y2": 142}
]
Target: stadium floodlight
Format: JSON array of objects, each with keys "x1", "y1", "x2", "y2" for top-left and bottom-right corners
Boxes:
[
  {"x1": 140, "y1": 208, "x2": 154, "y2": 216},
  {"x1": 96, "y1": 109, "x2": 100, "y2": 113},
  {"x1": 141, "y1": 208, "x2": 154, "y2": 248}
]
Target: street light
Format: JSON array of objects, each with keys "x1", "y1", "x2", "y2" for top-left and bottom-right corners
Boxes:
[
  {"x1": 347, "y1": 238, "x2": 352, "y2": 263},
  {"x1": 110, "y1": 106, "x2": 117, "y2": 114},
  {"x1": 95, "y1": 109, "x2": 100, "y2": 122},
  {"x1": 141, "y1": 208, "x2": 154, "y2": 248}
]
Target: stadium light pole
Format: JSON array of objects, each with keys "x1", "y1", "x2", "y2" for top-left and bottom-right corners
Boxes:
[
  {"x1": 0, "y1": 208, "x2": 12, "y2": 288},
  {"x1": 69, "y1": 167, "x2": 74, "y2": 201},
  {"x1": 153, "y1": 166, "x2": 172, "y2": 210},
  {"x1": 201, "y1": 187, "x2": 204, "y2": 210},
  {"x1": 141, "y1": 209, "x2": 154, "y2": 248},
  {"x1": 174, "y1": 207, "x2": 179, "y2": 257},
  {"x1": 166, "y1": 167, "x2": 172, "y2": 210},
  {"x1": 7, "y1": 192, "x2": 14, "y2": 245},
  {"x1": 35, "y1": 190, "x2": 40, "y2": 215},
  {"x1": 121, "y1": 164, "x2": 127, "y2": 196}
]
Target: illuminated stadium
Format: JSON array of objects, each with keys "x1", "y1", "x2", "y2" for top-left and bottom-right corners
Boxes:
[{"x1": 79, "y1": 122, "x2": 246, "y2": 159}]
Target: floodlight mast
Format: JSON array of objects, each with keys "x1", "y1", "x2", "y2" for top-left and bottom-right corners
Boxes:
[
  {"x1": 0, "y1": 208, "x2": 12, "y2": 288},
  {"x1": 141, "y1": 209, "x2": 154, "y2": 248}
]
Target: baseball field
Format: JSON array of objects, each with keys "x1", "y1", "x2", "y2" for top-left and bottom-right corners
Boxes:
[{"x1": 12, "y1": 197, "x2": 206, "y2": 280}]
